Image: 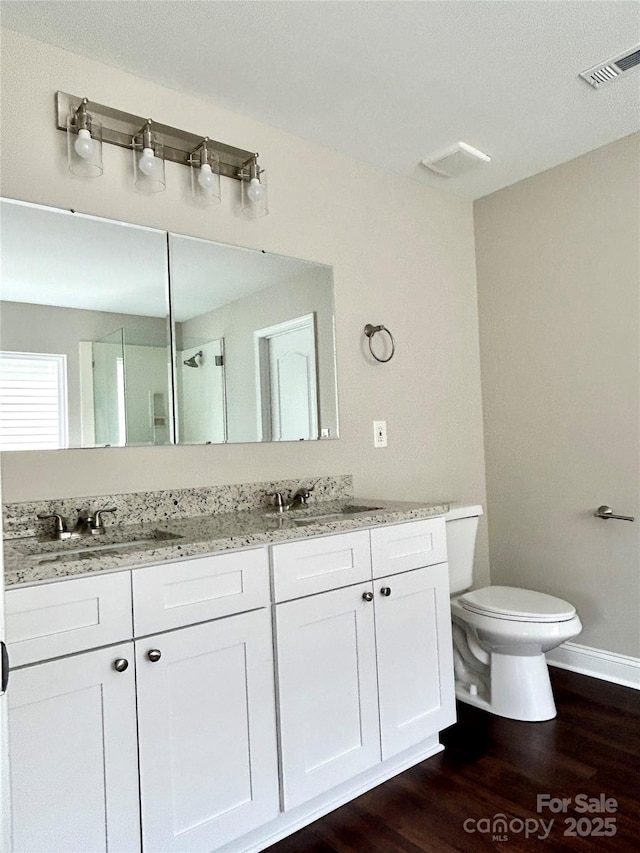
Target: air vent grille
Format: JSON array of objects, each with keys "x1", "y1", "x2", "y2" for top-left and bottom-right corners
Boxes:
[
  {"x1": 420, "y1": 141, "x2": 491, "y2": 178},
  {"x1": 580, "y1": 44, "x2": 640, "y2": 88},
  {"x1": 615, "y1": 48, "x2": 640, "y2": 73}
]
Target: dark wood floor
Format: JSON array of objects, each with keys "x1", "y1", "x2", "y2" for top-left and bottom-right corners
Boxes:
[{"x1": 266, "y1": 669, "x2": 640, "y2": 852}]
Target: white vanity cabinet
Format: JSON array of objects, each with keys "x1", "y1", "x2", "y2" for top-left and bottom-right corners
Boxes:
[
  {"x1": 6, "y1": 515, "x2": 455, "y2": 853},
  {"x1": 6, "y1": 572, "x2": 139, "y2": 853},
  {"x1": 275, "y1": 580, "x2": 382, "y2": 809},
  {"x1": 8, "y1": 642, "x2": 140, "y2": 853},
  {"x1": 273, "y1": 518, "x2": 455, "y2": 811},
  {"x1": 374, "y1": 563, "x2": 455, "y2": 759},
  {"x1": 133, "y1": 558, "x2": 279, "y2": 852},
  {"x1": 6, "y1": 548, "x2": 279, "y2": 853},
  {"x1": 369, "y1": 515, "x2": 455, "y2": 759}
]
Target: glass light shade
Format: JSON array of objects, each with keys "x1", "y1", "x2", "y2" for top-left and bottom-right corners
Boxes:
[
  {"x1": 191, "y1": 151, "x2": 221, "y2": 206},
  {"x1": 241, "y1": 170, "x2": 268, "y2": 218},
  {"x1": 133, "y1": 139, "x2": 166, "y2": 194},
  {"x1": 66, "y1": 115, "x2": 103, "y2": 177}
]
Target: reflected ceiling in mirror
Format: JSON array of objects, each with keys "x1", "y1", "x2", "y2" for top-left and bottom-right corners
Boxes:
[
  {"x1": 0, "y1": 199, "x2": 171, "y2": 450},
  {"x1": 169, "y1": 233, "x2": 339, "y2": 444}
]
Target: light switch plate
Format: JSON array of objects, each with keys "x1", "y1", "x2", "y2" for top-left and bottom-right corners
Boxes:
[{"x1": 373, "y1": 421, "x2": 387, "y2": 448}]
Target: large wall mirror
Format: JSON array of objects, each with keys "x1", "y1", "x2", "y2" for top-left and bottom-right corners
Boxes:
[
  {"x1": 0, "y1": 199, "x2": 171, "y2": 450},
  {"x1": 169, "y1": 234, "x2": 338, "y2": 444},
  {"x1": 0, "y1": 198, "x2": 339, "y2": 450}
]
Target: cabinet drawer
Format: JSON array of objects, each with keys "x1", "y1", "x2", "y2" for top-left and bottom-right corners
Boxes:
[
  {"x1": 272, "y1": 531, "x2": 371, "y2": 602},
  {"x1": 5, "y1": 571, "x2": 133, "y2": 667},
  {"x1": 132, "y1": 548, "x2": 269, "y2": 636},
  {"x1": 370, "y1": 518, "x2": 447, "y2": 579}
]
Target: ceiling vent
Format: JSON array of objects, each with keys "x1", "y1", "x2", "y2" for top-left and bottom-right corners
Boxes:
[
  {"x1": 579, "y1": 44, "x2": 640, "y2": 88},
  {"x1": 420, "y1": 142, "x2": 491, "y2": 178}
]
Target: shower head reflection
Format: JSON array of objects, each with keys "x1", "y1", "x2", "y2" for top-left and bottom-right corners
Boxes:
[{"x1": 183, "y1": 351, "x2": 203, "y2": 368}]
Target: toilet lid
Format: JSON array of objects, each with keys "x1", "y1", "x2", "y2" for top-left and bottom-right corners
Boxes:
[{"x1": 459, "y1": 586, "x2": 577, "y2": 622}]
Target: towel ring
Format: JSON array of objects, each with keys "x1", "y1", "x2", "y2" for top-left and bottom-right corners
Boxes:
[{"x1": 364, "y1": 323, "x2": 396, "y2": 363}]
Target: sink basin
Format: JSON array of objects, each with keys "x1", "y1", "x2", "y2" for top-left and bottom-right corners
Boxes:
[
  {"x1": 23, "y1": 529, "x2": 183, "y2": 564},
  {"x1": 291, "y1": 504, "x2": 385, "y2": 525}
]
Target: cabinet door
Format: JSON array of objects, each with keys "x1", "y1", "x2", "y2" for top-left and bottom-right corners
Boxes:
[
  {"x1": 9, "y1": 643, "x2": 140, "y2": 853},
  {"x1": 276, "y1": 582, "x2": 381, "y2": 810},
  {"x1": 374, "y1": 563, "x2": 456, "y2": 760},
  {"x1": 136, "y1": 608, "x2": 279, "y2": 852}
]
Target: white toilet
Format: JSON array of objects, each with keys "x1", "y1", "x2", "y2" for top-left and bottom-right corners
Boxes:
[{"x1": 446, "y1": 505, "x2": 582, "y2": 721}]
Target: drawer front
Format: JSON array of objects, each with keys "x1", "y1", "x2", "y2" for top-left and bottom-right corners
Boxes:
[
  {"x1": 132, "y1": 548, "x2": 269, "y2": 636},
  {"x1": 370, "y1": 518, "x2": 447, "y2": 579},
  {"x1": 6, "y1": 571, "x2": 133, "y2": 667},
  {"x1": 272, "y1": 531, "x2": 371, "y2": 602}
]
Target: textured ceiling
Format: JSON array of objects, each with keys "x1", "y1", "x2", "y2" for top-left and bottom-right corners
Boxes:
[{"x1": 2, "y1": 0, "x2": 639, "y2": 198}]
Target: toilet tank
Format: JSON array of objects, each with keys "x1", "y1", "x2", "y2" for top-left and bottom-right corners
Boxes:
[{"x1": 445, "y1": 505, "x2": 483, "y2": 594}]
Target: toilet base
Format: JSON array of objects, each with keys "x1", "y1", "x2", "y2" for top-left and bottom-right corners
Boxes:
[
  {"x1": 491, "y1": 651, "x2": 557, "y2": 721},
  {"x1": 456, "y1": 651, "x2": 557, "y2": 721}
]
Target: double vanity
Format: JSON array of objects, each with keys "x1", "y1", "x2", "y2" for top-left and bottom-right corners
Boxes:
[{"x1": 4, "y1": 477, "x2": 456, "y2": 853}]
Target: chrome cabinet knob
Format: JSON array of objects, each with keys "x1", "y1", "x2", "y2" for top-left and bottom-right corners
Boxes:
[
  {"x1": 380, "y1": 587, "x2": 392, "y2": 597},
  {"x1": 362, "y1": 591, "x2": 374, "y2": 602},
  {"x1": 113, "y1": 658, "x2": 129, "y2": 672},
  {"x1": 147, "y1": 649, "x2": 162, "y2": 663}
]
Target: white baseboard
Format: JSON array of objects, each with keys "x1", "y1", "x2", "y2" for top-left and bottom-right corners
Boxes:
[{"x1": 547, "y1": 641, "x2": 640, "y2": 690}]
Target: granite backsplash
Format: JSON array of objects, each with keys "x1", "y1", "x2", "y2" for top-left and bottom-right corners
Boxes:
[{"x1": 2, "y1": 474, "x2": 353, "y2": 539}]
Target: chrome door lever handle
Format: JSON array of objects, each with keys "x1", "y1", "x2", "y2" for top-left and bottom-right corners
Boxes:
[{"x1": 595, "y1": 505, "x2": 635, "y2": 522}]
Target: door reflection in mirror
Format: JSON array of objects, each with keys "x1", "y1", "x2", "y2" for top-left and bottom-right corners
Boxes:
[{"x1": 255, "y1": 314, "x2": 318, "y2": 442}]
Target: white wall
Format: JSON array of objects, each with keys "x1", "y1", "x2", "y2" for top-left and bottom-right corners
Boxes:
[
  {"x1": 0, "y1": 29, "x2": 488, "y2": 584},
  {"x1": 475, "y1": 133, "x2": 640, "y2": 657}
]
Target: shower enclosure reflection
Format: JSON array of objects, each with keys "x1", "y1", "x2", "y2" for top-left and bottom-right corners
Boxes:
[
  {"x1": 89, "y1": 328, "x2": 126, "y2": 447},
  {"x1": 88, "y1": 328, "x2": 171, "y2": 447},
  {"x1": 177, "y1": 339, "x2": 226, "y2": 444}
]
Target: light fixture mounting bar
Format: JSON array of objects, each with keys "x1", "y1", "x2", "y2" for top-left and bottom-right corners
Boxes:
[{"x1": 56, "y1": 91, "x2": 256, "y2": 181}]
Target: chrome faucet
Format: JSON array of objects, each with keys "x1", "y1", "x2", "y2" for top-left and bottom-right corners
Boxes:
[
  {"x1": 37, "y1": 507, "x2": 116, "y2": 539},
  {"x1": 267, "y1": 492, "x2": 287, "y2": 513},
  {"x1": 289, "y1": 484, "x2": 315, "y2": 508},
  {"x1": 73, "y1": 507, "x2": 117, "y2": 536},
  {"x1": 266, "y1": 483, "x2": 316, "y2": 512},
  {"x1": 37, "y1": 513, "x2": 71, "y2": 540}
]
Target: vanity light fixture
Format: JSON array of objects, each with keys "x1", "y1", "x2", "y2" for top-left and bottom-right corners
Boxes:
[
  {"x1": 56, "y1": 92, "x2": 268, "y2": 215},
  {"x1": 189, "y1": 138, "x2": 221, "y2": 206},
  {"x1": 132, "y1": 120, "x2": 166, "y2": 194},
  {"x1": 66, "y1": 98, "x2": 103, "y2": 177},
  {"x1": 239, "y1": 154, "x2": 268, "y2": 219}
]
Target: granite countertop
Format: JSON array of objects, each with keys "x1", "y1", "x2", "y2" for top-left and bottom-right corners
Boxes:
[{"x1": 3, "y1": 499, "x2": 450, "y2": 588}]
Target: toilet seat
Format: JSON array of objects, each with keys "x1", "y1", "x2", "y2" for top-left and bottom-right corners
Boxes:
[{"x1": 459, "y1": 585, "x2": 576, "y2": 623}]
